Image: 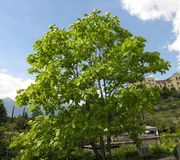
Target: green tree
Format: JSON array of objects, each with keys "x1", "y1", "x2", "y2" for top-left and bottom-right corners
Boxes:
[
  {"x1": 11, "y1": 10, "x2": 170, "y2": 160},
  {"x1": 0, "y1": 100, "x2": 8, "y2": 158},
  {"x1": 160, "y1": 86, "x2": 171, "y2": 99},
  {"x1": 160, "y1": 86, "x2": 177, "y2": 99},
  {"x1": 13, "y1": 116, "x2": 29, "y2": 131},
  {"x1": 0, "y1": 99, "x2": 7, "y2": 125}
]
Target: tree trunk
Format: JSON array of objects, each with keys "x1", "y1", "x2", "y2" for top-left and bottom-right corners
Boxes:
[
  {"x1": 107, "y1": 135, "x2": 112, "y2": 160},
  {"x1": 141, "y1": 110, "x2": 145, "y2": 124},
  {"x1": 100, "y1": 136, "x2": 107, "y2": 160},
  {"x1": 11, "y1": 105, "x2": 15, "y2": 122},
  {"x1": 90, "y1": 142, "x2": 102, "y2": 160},
  {"x1": 107, "y1": 114, "x2": 112, "y2": 160},
  {"x1": 23, "y1": 107, "x2": 25, "y2": 117}
]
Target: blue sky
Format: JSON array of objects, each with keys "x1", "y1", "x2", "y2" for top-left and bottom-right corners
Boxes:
[{"x1": 0, "y1": 0, "x2": 179, "y2": 99}]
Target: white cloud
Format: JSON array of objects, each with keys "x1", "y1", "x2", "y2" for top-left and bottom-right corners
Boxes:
[
  {"x1": 0, "y1": 70, "x2": 34, "y2": 100},
  {"x1": 0, "y1": 69, "x2": 8, "y2": 73},
  {"x1": 121, "y1": 0, "x2": 178, "y2": 21},
  {"x1": 121, "y1": 0, "x2": 180, "y2": 66},
  {"x1": 147, "y1": 74, "x2": 155, "y2": 79}
]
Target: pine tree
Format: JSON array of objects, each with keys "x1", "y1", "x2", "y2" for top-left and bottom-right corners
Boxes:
[{"x1": 0, "y1": 99, "x2": 7, "y2": 125}]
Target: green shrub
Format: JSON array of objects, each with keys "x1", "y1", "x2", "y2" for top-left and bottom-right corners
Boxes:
[
  {"x1": 149, "y1": 142, "x2": 174, "y2": 159},
  {"x1": 112, "y1": 145, "x2": 139, "y2": 159},
  {"x1": 71, "y1": 148, "x2": 95, "y2": 160},
  {"x1": 173, "y1": 145, "x2": 178, "y2": 158},
  {"x1": 112, "y1": 140, "x2": 176, "y2": 160}
]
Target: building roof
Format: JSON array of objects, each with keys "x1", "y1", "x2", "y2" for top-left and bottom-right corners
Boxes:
[
  {"x1": 156, "y1": 72, "x2": 180, "y2": 82},
  {"x1": 145, "y1": 126, "x2": 157, "y2": 131}
]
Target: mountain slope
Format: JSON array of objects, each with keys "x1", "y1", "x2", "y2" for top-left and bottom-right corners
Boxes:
[{"x1": 2, "y1": 97, "x2": 29, "y2": 117}]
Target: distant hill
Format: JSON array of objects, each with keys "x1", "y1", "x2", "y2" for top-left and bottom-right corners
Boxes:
[
  {"x1": 143, "y1": 97, "x2": 180, "y2": 132},
  {"x1": 2, "y1": 97, "x2": 29, "y2": 117},
  {"x1": 152, "y1": 98, "x2": 180, "y2": 122}
]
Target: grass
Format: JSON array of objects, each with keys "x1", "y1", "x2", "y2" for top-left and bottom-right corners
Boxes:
[{"x1": 145, "y1": 98, "x2": 180, "y2": 131}]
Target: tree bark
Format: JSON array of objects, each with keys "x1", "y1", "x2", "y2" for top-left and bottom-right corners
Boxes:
[
  {"x1": 11, "y1": 105, "x2": 15, "y2": 123},
  {"x1": 90, "y1": 142, "x2": 102, "y2": 160},
  {"x1": 100, "y1": 136, "x2": 107, "y2": 160},
  {"x1": 107, "y1": 135, "x2": 112, "y2": 160},
  {"x1": 107, "y1": 114, "x2": 112, "y2": 160}
]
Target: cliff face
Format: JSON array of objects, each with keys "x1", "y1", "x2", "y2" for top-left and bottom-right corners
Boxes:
[{"x1": 2, "y1": 97, "x2": 29, "y2": 117}]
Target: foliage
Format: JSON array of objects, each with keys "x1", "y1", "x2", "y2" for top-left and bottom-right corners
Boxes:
[
  {"x1": 146, "y1": 117, "x2": 175, "y2": 133},
  {"x1": 71, "y1": 148, "x2": 95, "y2": 160},
  {"x1": 150, "y1": 142, "x2": 173, "y2": 159},
  {"x1": 0, "y1": 124, "x2": 17, "y2": 159},
  {"x1": 0, "y1": 99, "x2": 7, "y2": 125},
  {"x1": 112, "y1": 139, "x2": 175, "y2": 160},
  {"x1": 11, "y1": 116, "x2": 59, "y2": 159},
  {"x1": 112, "y1": 145, "x2": 139, "y2": 159},
  {"x1": 149, "y1": 142, "x2": 173, "y2": 159},
  {"x1": 145, "y1": 95, "x2": 180, "y2": 134},
  {"x1": 0, "y1": 126, "x2": 8, "y2": 158},
  {"x1": 12, "y1": 10, "x2": 170, "y2": 160},
  {"x1": 173, "y1": 144, "x2": 179, "y2": 158},
  {"x1": 0, "y1": 105, "x2": 29, "y2": 159},
  {"x1": 159, "y1": 87, "x2": 177, "y2": 99},
  {"x1": 0, "y1": 99, "x2": 9, "y2": 158},
  {"x1": 13, "y1": 116, "x2": 29, "y2": 132}
]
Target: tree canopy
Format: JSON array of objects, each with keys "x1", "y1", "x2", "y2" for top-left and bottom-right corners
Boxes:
[{"x1": 12, "y1": 10, "x2": 170, "y2": 160}]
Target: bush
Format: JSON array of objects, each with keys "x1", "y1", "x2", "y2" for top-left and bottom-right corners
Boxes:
[
  {"x1": 112, "y1": 140, "x2": 176, "y2": 160},
  {"x1": 71, "y1": 148, "x2": 95, "y2": 160},
  {"x1": 173, "y1": 145, "x2": 178, "y2": 158},
  {"x1": 112, "y1": 145, "x2": 139, "y2": 159},
  {"x1": 149, "y1": 142, "x2": 174, "y2": 159}
]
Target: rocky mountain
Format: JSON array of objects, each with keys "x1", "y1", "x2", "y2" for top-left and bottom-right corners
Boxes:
[{"x1": 2, "y1": 97, "x2": 29, "y2": 117}]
